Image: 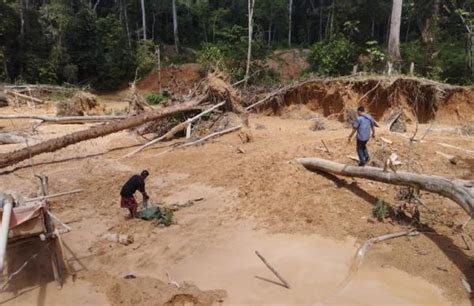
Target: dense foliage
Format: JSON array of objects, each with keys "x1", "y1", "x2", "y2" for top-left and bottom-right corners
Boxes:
[{"x1": 1, "y1": 0, "x2": 474, "y2": 89}]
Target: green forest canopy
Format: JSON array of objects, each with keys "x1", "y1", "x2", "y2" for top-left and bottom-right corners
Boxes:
[{"x1": 1, "y1": 0, "x2": 473, "y2": 90}]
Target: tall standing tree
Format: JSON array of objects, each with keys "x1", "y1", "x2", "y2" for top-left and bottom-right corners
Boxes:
[
  {"x1": 388, "y1": 0, "x2": 403, "y2": 60},
  {"x1": 172, "y1": 0, "x2": 179, "y2": 52},
  {"x1": 140, "y1": 0, "x2": 147, "y2": 40},
  {"x1": 288, "y1": 0, "x2": 293, "y2": 45},
  {"x1": 244, "y1": 0, "x2": 256, "y2": 87}
]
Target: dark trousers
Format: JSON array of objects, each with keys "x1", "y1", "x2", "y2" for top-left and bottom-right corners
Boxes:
[{"x1": 356, "y1": 139, "x2": 370, "y2": 166}]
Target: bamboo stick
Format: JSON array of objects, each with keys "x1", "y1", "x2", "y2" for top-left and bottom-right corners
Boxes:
[{"x1": 255, "y1": 251, "x2": 290, "y2": 289}]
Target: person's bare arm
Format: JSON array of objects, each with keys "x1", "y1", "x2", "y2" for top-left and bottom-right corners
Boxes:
[
  {"x1": 138, "y1": 181, "x2": 149, "y2": 200},
  {"x1": 371, "y1": 125, "x2": 375, "y2": 138},
  {"x1": 348, "y1": 128, "x2": 357, "y2": 143}
]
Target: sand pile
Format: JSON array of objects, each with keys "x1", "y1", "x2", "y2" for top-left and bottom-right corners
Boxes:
[{"x1": 82, "y1": 271, "x2": 226, "y2": 306}]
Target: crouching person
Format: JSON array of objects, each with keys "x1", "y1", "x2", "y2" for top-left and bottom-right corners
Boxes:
[{"x1": 120, "y1": 170, "x2": 150, "y2": 218}]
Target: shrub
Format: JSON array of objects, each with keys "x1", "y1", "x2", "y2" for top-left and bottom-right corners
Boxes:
[
  {"x1": 197, "y1": 43, "x2": 225, "y2": 67},
  {"x1": 363, "y1": 40, "x2": 386, "y2": 71},
  {"x1": 308, "y1": 36, "x2": 358, "y2": 76},
  {"x1": 145, "y1": 92, "x2": 168, "y2": 105},
  {"x1": 373, "y1": 199, "x2": 390, "y2": 220},
  {"x1": 136, "y1": 40, "x2": 156, "y2": 77}
]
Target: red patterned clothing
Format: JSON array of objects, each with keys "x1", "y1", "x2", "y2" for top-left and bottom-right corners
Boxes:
[{"x1": 120, "y1": 196, "x2": 137, "y2": 210}]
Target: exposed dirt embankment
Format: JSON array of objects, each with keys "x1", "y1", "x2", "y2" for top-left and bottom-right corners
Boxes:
[
  {"x1": 252, "y1": 76, "x2": 474, "y2": 125},
  {"x1": 138, "y1": 64, "x2": 203, "y2": 96},
  {"x1": 264, "y1": 49, "x2": 310, "y2": 80}
]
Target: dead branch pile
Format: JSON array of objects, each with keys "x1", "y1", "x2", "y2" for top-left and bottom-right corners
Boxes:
[
  {"x1": 196, "y1": 71, "x2": 246, "y2": 115},
  {"x1": 56, "y1": 92, "x2": 104, "y2": 116},
  {"x1": 192, "y1": 112, "x2": 242, "y2": 137},
  {"x1": 459, "y1": 124, "x2": 473, "y2": 136},
  {"x1": 0, "y1": 72, "x2": 247, "y2": 168},
  {"x1": 247, "y1": 76, "x2": 466, "y2": 125},
  {"x1": 173, "y1": 72, "x2": 248, "y2": 137},
  {"x1": 2, "y1": 84, "x2": 78, "y2": 108},
  {"x1": 369, "y1": 146, "x2": 393, "y2": 168},
  {"x1": 5, "y1": 90, "x2": 44, "y2": 107},
  {"x1": 127, "y1": 82, "x2": 153, "y2": 115},
  {"x1": 137, "y1": 71, "x2": 247, "y2": 137},
  {"x1": 309, "y1": 116, "x2": 327, "y2": 131},
  {"x1": 123, "y1": 72, "x2": 248, "y2": 157}
]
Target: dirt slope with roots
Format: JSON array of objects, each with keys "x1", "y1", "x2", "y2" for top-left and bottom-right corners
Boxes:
[{"x1": 253, "y1": 76, "x2": 474, "y2": 125}]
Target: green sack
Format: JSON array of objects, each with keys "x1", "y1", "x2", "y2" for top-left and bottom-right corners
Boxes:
[
  {"x1": 137, "y1": 206, "x2": 174, "y2": 227},
  {"x1": 137, "y1": 207, "x2": 161, "y2": 221}
]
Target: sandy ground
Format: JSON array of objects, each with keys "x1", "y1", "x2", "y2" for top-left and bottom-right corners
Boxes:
[{"x1": 0, "y1": 102, "x2": 472, "y2": 305}]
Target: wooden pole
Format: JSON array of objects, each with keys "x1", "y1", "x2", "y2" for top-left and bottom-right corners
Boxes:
[
  {"x1": 25, "y1": 189, "x2": 84, "y2": 203},
  {"x1": 255, "y1": 251, "x2": 291, "y2": 289},
  {"x1": 321, "y1": 139, "x2": 331, "y2": 154},
  {"x1": 54, "y1": 228, "x2": 76, "y2": 278},
  {"x1": 409, "y1": 62, "x2": 415, "y2": 76},
  {"x1": 186, "y1": 123, "x2": 192, "y2": 139},
  {"x1": 0, "y1": 114, "x2": 127, "y2": 123},
  {"x1": 35, "y1": 174, "x2": 49, "y2": 196}
]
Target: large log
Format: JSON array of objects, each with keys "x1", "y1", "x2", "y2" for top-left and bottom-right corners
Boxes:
[
  {"x1": 5, "y1": 84, "x2": 76, "y2": 92},
  {"x1": 0, "y1": 114, "x2": 127, "y2": 124},
  {"x1": 6, "y1": 90, "x2": 44, "y2": 104},
  {"x1": 298, "y1": 157, "x2": 474, "y2": 216},
  {"x1": 0, "y1": 97, "x2": 205, "y2": 169}
]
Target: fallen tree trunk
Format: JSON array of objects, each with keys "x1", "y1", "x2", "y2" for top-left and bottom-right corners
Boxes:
[
  {"x1": 298, "y1": 157, "x2": 474, "y2": 216},
  {"x1": 5, "y1": 84, "x2": 76, "y2": 92},
  {"x1": 0, "y1": 97, "x2": 206, "y2": 169},
  {"x1": 6, "y1": 90, "x2": 44, "y2": 104},
  {"x1": 0, "y1": 133, "x2": 40, "y2": 145},
  {"x1": 0, "y1": 114, "x2": 127, "y2": 124}
]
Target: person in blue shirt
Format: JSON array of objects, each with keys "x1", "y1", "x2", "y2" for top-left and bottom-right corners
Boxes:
[{"x1": 348, "y1": 106, "x2": 375, "y2": 166}]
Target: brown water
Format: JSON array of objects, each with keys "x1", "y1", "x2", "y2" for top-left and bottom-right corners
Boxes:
[{"x1": 163, "y1": 226, "x2": 451, "y2": 306}]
